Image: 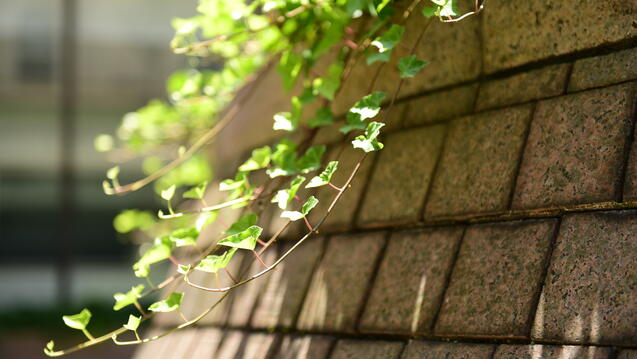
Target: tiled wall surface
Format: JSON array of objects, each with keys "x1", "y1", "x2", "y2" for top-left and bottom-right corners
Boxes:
[{"x1": 138, "y1": 0, "x2": 637, "y2": 357}]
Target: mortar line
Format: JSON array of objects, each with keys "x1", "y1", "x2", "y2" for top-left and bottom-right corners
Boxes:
[{"x1": 506, "y1": 101, "x2": 537, "y2": 210}]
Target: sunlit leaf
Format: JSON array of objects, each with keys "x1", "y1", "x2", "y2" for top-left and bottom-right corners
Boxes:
[
  {"x1": 160, "y1": 185, "x2": 176, "y2": 201},
  {"x1": 113, "y1": 284, "x2": 145, "y2": 311},
  {"x1": 133, "y1": 238, "x2": 173, "y2": 278},
  {"x1": 308, "y1": 107, "x2": 334, "y2": 128},
  {"x1": 398, "y1": 55, "x2": 429, "y2": 78},
  {"x1": 148, "y1": 292, "x2": 184, "y2": 313},
  {"x1": 297, "y1": 146, "x2": 326, "y2": 173},
  {"x1": 123, "y1": 315, "x2": 141, "y2": 331},
  {"x1": 218, "y1": 225, "x2": 263, "y2": 250},
  {"x1": 352, "y1": 121, "x2": 386, "y2": 152},
  {"x1": 271, "y1": 176, "x2": 305, "y2": 209},
  {"x1": 302, "y1": 196, "x2": 319, "y2": 215},
  {"x1": 238, "y1": 146, "x2": 271, "y2": 171},
  {"x1": 306, "y1": 161, "x2": 339, "y2": 188},
  {"x1": 225, "y1": 213, "x2": 258, "y2": 235},
  {"x1": 106, "y1": 166, "x2": 120, "y2": 180},
  {"x1": 62, "y1": 309, "x2": 91, "y2": 330},
  {"x1": 183, "y1": 181, "x2": 208, "y2": 200},
  {"x1": 197, "y1": 248, "x2": 237, "y2": 273}
]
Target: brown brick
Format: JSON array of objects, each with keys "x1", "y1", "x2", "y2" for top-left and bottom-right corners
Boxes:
[
  {"x1": 618, "y1": 349, "x2": 637, "y2": 359},
  {"x1": 251, "y1": 239, "x2": 325, "y2": 329},
  {"x1": 132, "y1": 328, "x2": 172, "y2": 359},
  {"x1": 273, "y1": 336, "x2": 334, "y2": 359},
  {"x1": 297, "y1": 232, "x2": 386, "y2": 332},
  {"x1": 570, "y1": 48, "x2": 637, "y2": 92},
  {"x1": 531, "y1": 211, "x2": 637, "y2": 345},
  {"x1": 435, "y1": 219, "x2": 557, "y2": 337},
  {"x1": 187, "y1": 328, "x2": 224, "y2": 359},
  {"x1": 214, "y1": 331, "x2": 245, "y2": 359},
  {"x1": 359, "y1": 227, "x2": 463, "y2": 333},
  {"x1": 358, "y1": 124, "x2": 446, "y2": 226},
  {"x1": 330, "y1": 340, "x2": 404, "y2": 359},
  {"x1": 159, "y1": 328, "x2": 199, "y2": 359},
  {"x1": 212, "y1": 331, "x2": 279, "y2": 359},
  {"x1": 483, "y1": 0, "x2": 637, "y2": 73},
  {"x1": 477, "y1": 64, "x2": 571, "y2": 111},
  {"x1": 493, "y1": 344, "x2": 611, "y2": 359},
  {"x1": 402, "y1": 341, "x2": 495, "y2": 359},
  {"x1": 623, "y1": 144, "x2": 637, "y2": 201},
  {"x1": 425, "y1": 105, "x2": 532, "y2": 219},
  {"x1": 512, "y1": 84, "x2": 635, "y2": 209},
  {"x1": 403, "y1": 84, "x2": 478, "y2": 127},
  {"x1": 307, "y1": 144, "x2": 375, "y2": 232}
]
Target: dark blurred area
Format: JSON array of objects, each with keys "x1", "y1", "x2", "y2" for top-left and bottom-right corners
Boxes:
[{"x1": 0, "y1": 0, "x2": 196, "y2": 357}]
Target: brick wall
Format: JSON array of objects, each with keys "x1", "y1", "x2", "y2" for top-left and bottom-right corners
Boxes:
[{"x1": 136, "y1": 0, "x2": 637, "y2": 357}]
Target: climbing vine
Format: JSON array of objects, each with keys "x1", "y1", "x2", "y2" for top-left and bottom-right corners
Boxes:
[{"x1": 45, "y1": 0, "x2": 483, "y2": 356}]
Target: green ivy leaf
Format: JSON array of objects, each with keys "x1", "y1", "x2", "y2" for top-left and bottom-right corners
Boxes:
[
  {"x1": 123, "y1": 315, "x2": 141, "y2": 331},
  {"x1": 197, "y1": 248, "x2": 237, "y2": 273},
  {"x1": 106, "y1": 166, "x2": 120, "y2": 180},
  {"x1": 168, "y1": 227, "x2": 199, "y2": 247},
  {"x1": 313, "y1": 63, "x2": 343, "y2": 100},
  {"x1": 341, "y1": 92, "x2": 386, "y2": 134},
  {"x1": 177, "y1": 264, "x2": 191, "y2": 274},
  {"x1": 306, "y1": 161, "x2": 339, "y2": 188},
  {"x1": 302, "y1": 196, "x2": 319, "y2": 215},
  {"x1": 368, "y1": 24, "x2": 404, "y2": 64},
  {"x1": 218, "y1": 225, "x2": 263, "y2": 250},
  {"x1": 267, "y1": 139, "x2": 299, "y2": 178},
  {"x1": 46, "y1": 340, "x2": 55, "y2": 352},
  {"x1": 148, "y1": 292, "x2": 184, "y2": 313},
  {"x1": 281, "y1": 210, "x2": 304, "y2": 221},
  {"x1": 160, "y1": 185, "x2": 176, "y2": 201},
  {"x1": 219, "y1": 172, "x2": 248, "y2": 191},
  {"x1": 62, "y1": 309, "x2": 91, "y2": 330},
  {"x1": 277, "y1": 51, "x2": 302, "y2": 91},
  {"x1": 113, "y1": 284, "x2": 145, "y2": 311},
  {"x1": 183, "y1": 181, "x2": 208, "y2": 200},
  {"x1": 308, "y1": 107, "x2": 334, "y2": 128},
  {"x1": 297, "y1": 145, "x2": 326, "y2": 173},
  {"x1": 271, "y1": 176, "x2": 305, "y2": 209},
  {"x1": 437, "y1": 0, "x2": 459, "y2": 17},
  {"x1": 113, "y1": 209, "x2": 155, "y2": 234},
  {"x1": 133, "y1": 238, "x2": 173, "y2": 278},
  {"x1": 352, "y1": 121, "x2": 386, "y2": 152},
  {"x1": 422, "y1": 5, "x2": 438, "y2": 17},
  {"x1": 238, "y1": 146, "x2": 271, "y2": 172},
  {"x1": 225, "y1": 213, "x2": 258, "y2": 235},
  {"x1": 398, "y1": 55, "x2": 429, "y2": 78}
]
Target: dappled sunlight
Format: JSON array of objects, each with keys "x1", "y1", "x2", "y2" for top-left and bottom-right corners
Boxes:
[
  {"x1": 251, "y1": 259, "x2": 288, "y2": 327},
  {"x1": 410, "y1": 274, "x2": 427, "y2": 332},
  {"x1": 297, "y1": 266, "x2": 328, "y2": 329}
]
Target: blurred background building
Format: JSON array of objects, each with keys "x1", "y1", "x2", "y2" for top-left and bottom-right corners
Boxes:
[{"x1": 0, "y1": 0, "x2": 196, "y2": 355}]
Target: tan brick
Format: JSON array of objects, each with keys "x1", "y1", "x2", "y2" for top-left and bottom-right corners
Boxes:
[
  {"x1": 358, "y1": 124, "x2": 446, "y2": 226},
  {"x1": 297, "y1": 232, "x2": 386, "y2": 332},
  {"x1": 494, "y1": 344, "x2": 611, "y2": 359},
  {"x1": 273, "y1": 336, "x2": 333, "y2": 359},
  {"x1": 483, "y1": 0, "x2": 637, "y2": 73},
  {"x1": 330, "y1": 340, "x2": 404, "y2": 359},
  {"x1": 532, "y1": 212, "x2": 637, "y2": 345},
  {"x1": 512, "y1": 84, "x2": 635, "y2": 209},
  {"x1": 477, "y1": 64, "x2": 570, "y2": 110},
  {"x1": 622, "y1": 144, "x2": 637, "y2": 201},
  {"x1": 359, "y1": 227, "x2": 463, "y2": 333},
  {"x1": 435, "y1": 219, "x2": 557, "y2": 337},
  {"x1": 425, "y1": 105, "x2": 532, "y2": 219},
  {"x1": 187, "y1": 328, "x2": 224, "y2": 359},
  {"x1": 618, "y1": 349, "x2": 637, "y2": 359},
  {"x1": 570, "y1": 47, "x2": 637, "y2": 92},
  {"x1": 403, "y1": 84, "x2": 478, "y2": 127},
  {"x1": 307, "y1": 144, "x2": 375, "y2": 233},
  {"x1": 251, "y1": 239, "x2": 325, "y2": 329},
  {"x1": 402, "y1": 341, "x2": 495, "y2": 359}
]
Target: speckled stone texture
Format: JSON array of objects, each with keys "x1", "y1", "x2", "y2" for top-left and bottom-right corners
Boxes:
[
  {"x1": 483, "y1": 0, "x2": 637, "y2": 72},
  {"x1": 307, "y1": 145, "x2": 376, "y2": 233},
  {"x1": 402, "y1": 341, "x2": 495, "y2": 359},
  {"x1": 493, "y1": 344, "x2": 611, "y2": 359},
  {"x1": 358, "y1": 124, "x2": 446, "y2": 226},
  {"x1": 435, "y1": 219, "x2": 557, "y2": 337},
  {"x1": 402, "y1": 84, "x2": 478, "y2": 127},
  {"x1": 359, "y1": 227, "x2": 463, "y2": 333},
  {"x1": 622, "y1": 144, "x2": 637, "y2": 201},
  {"x1": 251, "y1": 239, "x2": 325, "y2": 329},
  {"x1": 476, "y1": 64, "x2": 570, "y2": 110},
  {"x1": 330, "y1": 340, "x2": 404, "y2": 359},
  {"x1": 425, "y1": 105, "x2": 532, "y2": 219},
  {"x1": 532, "y1": 212, "x2": 637, "y2": 345},
  {"x1": 569, "y1": 47, "x2": 637, "y2": 92},
  {"x1": 297, "y1": 232, "x2": 386, "y2": 332},
  {"x1": 187, "y1": 328, "x2": 224, "y2": 359},
  {"x1": 618, "y1": 349, "x2": 637, "y2": 359},
  {"x1": 273, "y1": 336, "x2": 333, "y2": 359},
  {"x1": 512, "y1": 84, "x2": 635, "y2": 210}
]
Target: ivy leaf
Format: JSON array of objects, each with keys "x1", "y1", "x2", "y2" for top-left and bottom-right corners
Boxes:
[
  {"x1": 313, "y1": 63, "x2": 343, "y2": 100},
  {"x1": 197, "y1": 248, "x2": 237, "y2": 273},
  {"x1": 368, "y1": 24, "x2": 404, "y2": 64},
  {"x1": 238, "y1": 146, "x2": 271, "y2": 172},
  {"x1": 106, "y1": 166, "x2": 120, "y2": 180},
  {"x1": 297, "y1": 146, "x2": 326, "y2": 173},
  {"x1": 277, "y1": 51, "x2": 302, "y2": 91},
  {"x1": 281, "y1": 210, "x2": 304, "y2": 221},
  {"x1": 225, "y1": 213, "x2": 258, "y2": 235},
  {"x1": 398, "y1": 55, "x2": 429, "y2": 78},
  {"x1": 123, "y1": 315, "x2": 141, "y2": 331},
  {"x1": 352, "y1": 122, "x2": 386, "y2": 152},
  {"x1": 302, "y1": 196, "x2": 319, "y2": 215},
  {"x1": 46, "y1": 340, "x2": 55, "y2": 352},
  {"x1": 308, "y1": 107, "x2": 334, "y2": 128},
  {"x1": 219, "y1": 172, "x2": 248, "y2": 191},
  {"x1": 218, "y1": 225, "x2": 263, "y2": 250},
  {"x1": 160, "y1": 185, "x2": 176, "y2": 201},
  {"x1": 183, "y1": 181, "x2": 208, "y2": 200},
  {"x1": 195, "y1": 212, "x2": 217, "y2": 232},
  {"x1": 306, "y1": 161, "x2": 339, "y2": 188},
  {"x1": 177, "y1": 264, "x2": 191, "y2": 274},
  {"x1": 422, "y1": 5, "x2": 438, "y2": 17},
  {"x1": 148, "y1": 292, "x2": 183, "y2": 313},
  {"x1": 267, "y1": 139, "x2": 299, "y2": 178},
  {"x1": 62, "y1": 309, "x2": 91, "y2": 330},
  {"x1": 133, "y1": 238, "x2": 173, "y2": 278},
  {"x1": 113, "y1": 284, "x2": 145, "y2": 311},
  {"x1": 437, "y1": 0, "x2": 459, "y2": 17},
  {"x1": 273, "y1": 112, "x2": 295, "y2": 131},
  {"x1": 341, "y1": 92, "x2": 386, "y2": 134},
  {"x1": 168, "y1": 227, "x2": 199, "y2": 247},
  {"x1": 271, "y1": 176, "x2": 305, "y2": 209}
]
